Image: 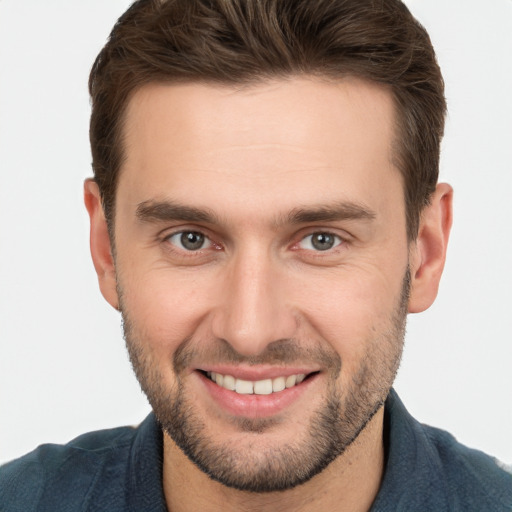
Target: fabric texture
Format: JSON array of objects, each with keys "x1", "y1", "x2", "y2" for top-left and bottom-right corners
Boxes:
[{"x1": 1, "y1": 390, "x2": 511, "y2": 511}]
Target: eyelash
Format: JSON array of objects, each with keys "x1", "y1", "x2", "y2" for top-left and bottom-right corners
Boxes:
[
  {"x1": 161, "y1": 230, "x2": 221, "y2": 263},
  {"x1": 166, "y1": 231, "x2": 213, "y2": 251},
  {"x1": 162, "y1": 229, "x2": 346, "y2": 256},
  {"x1": 296, "y1": 232, "x2": 344, "y2": 252}
]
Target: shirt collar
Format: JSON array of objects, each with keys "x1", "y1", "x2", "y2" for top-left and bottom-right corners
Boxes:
[
  {"x1": 127, "y1": 413, "x2": 167, "y2": 512},
  {"x1": 370, "y1": 389, "x2": 450, "y2": 511}
]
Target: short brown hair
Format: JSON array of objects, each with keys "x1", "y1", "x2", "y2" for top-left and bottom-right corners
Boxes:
[{"x1": 89, "y1": 0, "x2": 445, "y2": 239}]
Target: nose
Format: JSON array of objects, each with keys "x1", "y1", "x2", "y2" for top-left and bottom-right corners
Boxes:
[{"x1": 211, "y1": 246, "x2": 297, "y2": 357}]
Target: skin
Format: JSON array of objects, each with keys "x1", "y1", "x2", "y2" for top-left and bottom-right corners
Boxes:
[{"x1": 85, "y1": 76, "x2": 452, "y2": 511}]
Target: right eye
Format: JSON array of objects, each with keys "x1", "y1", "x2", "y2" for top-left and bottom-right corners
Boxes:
[{"x1": 166, "y1": 231, "x2": 212, "y2": 251}]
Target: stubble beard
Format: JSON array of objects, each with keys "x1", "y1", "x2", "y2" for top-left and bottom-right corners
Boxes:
[{"x1": 121, "y1": 270, "x2": 410, "y2": 493}]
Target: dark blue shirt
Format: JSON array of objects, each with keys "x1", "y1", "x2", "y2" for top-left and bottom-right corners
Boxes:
[{"x1": 1, "y1": 390, "x2": 511, "y2": 511}]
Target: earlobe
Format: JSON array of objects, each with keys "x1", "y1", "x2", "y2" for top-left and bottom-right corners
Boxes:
[
  {"x1": 408, "y1": 183, "x2": 453, "y2": 313},
  {"x1": 84, "y1": 179, "x2": 119, "y2": 310}
]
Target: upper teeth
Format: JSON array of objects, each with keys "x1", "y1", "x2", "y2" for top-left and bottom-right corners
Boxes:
[{"x1": 207, "y1": 372, "x2": 306, "y2": 395}]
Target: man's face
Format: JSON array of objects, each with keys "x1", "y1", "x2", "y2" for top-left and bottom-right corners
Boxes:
[{"x1": 112, "y1": 77, "x2": 411, "y2": 491}]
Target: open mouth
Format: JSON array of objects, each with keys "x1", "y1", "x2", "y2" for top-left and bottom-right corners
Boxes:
[{"x1": 201, "y1": 370, "x2": 318, "y2": 395}]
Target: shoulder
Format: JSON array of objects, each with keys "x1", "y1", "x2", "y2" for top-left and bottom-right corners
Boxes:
[
  {"x1": 375, "y1": 390, "x2": 512, "y2": 512},
  {"x1": 0, "y1": 423, "x2": 139, "y2": 512},
  {"x1": 422, "y1": 423, "x2": 512, "y2": 509}
]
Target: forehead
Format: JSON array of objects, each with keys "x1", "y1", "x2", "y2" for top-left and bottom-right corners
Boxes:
[
  {"x1": 122, "y1": 77, "x2": 396, "y2": 160},
  {"x1": 118, "y1": 77, "x2": 400, "y2": 224}
]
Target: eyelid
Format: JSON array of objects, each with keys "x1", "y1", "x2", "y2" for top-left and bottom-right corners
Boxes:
[
  {"x1": 160, "y1": 224, "x2": 209, "y2": 241},
  {"x1": 159, "y1": 226, "x2": 349, "y2": 256},
  {"x1": 167, "y1": 231, "x2": 212, "y2": 251},
  {"x1": 161, "y1": 227, "x2": 221, "y2": 253},
  {"x1": 297, "y1": 232, "x2": 343, "y2": 251}
]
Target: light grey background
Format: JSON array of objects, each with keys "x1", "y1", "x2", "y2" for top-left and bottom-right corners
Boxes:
[{"x1": 1, "y1": 0, "x2": 511, "y2": 465}]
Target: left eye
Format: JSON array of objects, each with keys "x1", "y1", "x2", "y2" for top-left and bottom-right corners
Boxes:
[
  {"x1": 298, "y1": 232, "x2": 343, "y2": 251},
  {"x1": 167, "y1": 231, "x2": 212, "y2": 251}
]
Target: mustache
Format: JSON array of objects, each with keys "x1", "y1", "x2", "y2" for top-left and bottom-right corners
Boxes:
[{"x1": 173, "y1": 337, "x2": 341, "y2": 376}]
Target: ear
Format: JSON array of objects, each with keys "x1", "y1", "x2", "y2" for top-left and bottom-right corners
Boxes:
[
  {"x1": 408, "y1": 183, "x2": 453, "y2": 313},
  {"x1": 84, "y1": 179, "x2": 119, "y2": 310}
]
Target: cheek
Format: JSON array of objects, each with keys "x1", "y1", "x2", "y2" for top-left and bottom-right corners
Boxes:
[
  {"x1": 119, "y1": 266, "x2": 218, "y2": 354},
  {"x1": 293, "y1": 266, "x2": 405, "y2": 366}
]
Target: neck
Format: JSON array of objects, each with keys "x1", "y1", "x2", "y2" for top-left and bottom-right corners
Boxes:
[{"x1": 162, "y1": 407, "x2": 385, "y2": 512}]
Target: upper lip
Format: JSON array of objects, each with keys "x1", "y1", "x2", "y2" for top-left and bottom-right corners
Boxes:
[{"x1": 196, "y1": 365, "x2": 319, "y2": 381}]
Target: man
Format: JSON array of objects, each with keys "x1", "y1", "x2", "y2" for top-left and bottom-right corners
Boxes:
[{"x1": 1, "y1": 0, "x2": 511, "y2": 510}]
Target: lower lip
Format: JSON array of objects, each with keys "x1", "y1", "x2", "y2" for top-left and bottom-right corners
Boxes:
[{"x1": 198, "y1": 371, "x2": 318, "y2": 419}]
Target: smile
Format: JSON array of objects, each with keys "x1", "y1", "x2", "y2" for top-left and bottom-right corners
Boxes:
[{"x1": 206, "y1": 371, "x2": 307, "y2": 395}]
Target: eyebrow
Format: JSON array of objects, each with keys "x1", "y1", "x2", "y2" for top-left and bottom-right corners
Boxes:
[
  {"x1": 283, "y1": 202, "x2": 377, "y2": 225},
  {"x1": 136, "y1": 199, "x2": 376, "y2": 226},
  {"x1": 136, "y1": 200, "x2": 219, "y2": 224}
]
